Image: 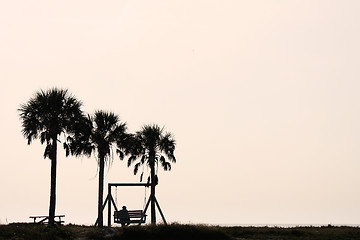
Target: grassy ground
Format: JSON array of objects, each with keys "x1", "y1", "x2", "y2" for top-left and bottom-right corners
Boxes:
[
  {"x1": 223, "y1": 225, "x2": 360, "y2": 240},
  {"x1": 0, "y1": 223, "x2": 359, "y2": 240}
]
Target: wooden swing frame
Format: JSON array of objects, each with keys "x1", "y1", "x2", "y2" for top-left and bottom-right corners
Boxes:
[{"x1": 95, "y1": 183, "x2": 167, "y2": 227}]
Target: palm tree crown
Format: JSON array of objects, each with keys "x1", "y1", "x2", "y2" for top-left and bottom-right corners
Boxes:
[
  {"x1": 67, "y1": 111, "x2": 127, "y2": 160},
  {"x1": 128, "y1": 124, "x2": 176, "y2": 176},
  {"x1": 19, "y1": 88, "x2": 83, "y2": 152}
]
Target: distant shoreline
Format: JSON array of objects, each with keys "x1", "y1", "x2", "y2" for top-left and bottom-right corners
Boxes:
[{"x1": 218, "y1": 223, "x2": 360, "y2": 228}]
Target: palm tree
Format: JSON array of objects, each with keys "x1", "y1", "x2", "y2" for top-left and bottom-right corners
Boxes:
[
  {"x1": 127, "y1": 124, "x2": 176, "y2": 224},
  {"x1": 18, "y1": 88, "x2": 83, "y2": 225},
  {"x1": 66, "y1": 110, "x2": 128, "y2": 227}
]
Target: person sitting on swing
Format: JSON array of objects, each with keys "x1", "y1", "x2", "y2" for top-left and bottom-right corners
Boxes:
[{"x1": 120, "y1": 206, "x2": 130, "y2": 226}]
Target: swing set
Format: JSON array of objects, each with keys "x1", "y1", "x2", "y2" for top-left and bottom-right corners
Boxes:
[{"x1": 95, "y1": 182, "x2": 167, "y2": 227}]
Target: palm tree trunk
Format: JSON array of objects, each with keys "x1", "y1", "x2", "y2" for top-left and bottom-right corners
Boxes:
[
  {"x1": 48, "y1": 137, "x2": 57, "y2": 226},
  {"x1": 98, "y1": 155, "x2": 105, "y2": 227},
  {"x1": 149, "y1": 151, "x2": 156, "y2": 224}
]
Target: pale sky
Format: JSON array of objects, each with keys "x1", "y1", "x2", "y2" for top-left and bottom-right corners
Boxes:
[{"x1": 1, "y1": 0, "x2": 360, "y2": 226}]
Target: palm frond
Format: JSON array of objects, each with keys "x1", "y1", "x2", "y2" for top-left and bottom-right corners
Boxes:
[
  {"x1": 128, "y1": 155, "x2": 137, "y2": 167},
  {"x1": 134, "y1": 162, "x2": 141, "y2": 175},
  {"x1": 63, "y1": 142, "x2": 70, "y2": 157},
  {"x1": 40, "y1": 131, "x2": 47, "y2": 144},
  {"x1": 159, "y1": 155, "x2": 172, "y2": 171},
  {"x1": 159, "y1": 132, "x2": 176, "y2": 161},
  {"x1": 140, "y1": 155, "x2": 146, "y2": 164},
  {"x1": 165, "y1": 162, "x2": 171, "y2": 171},
  {"x1": 167, "y1": 154, "x2": 176, "y2": 163},
  {"x1": 43, "y1": 143, "x2": 52, "y2": 159},
  {"x1": 116, "y1": 149, "x2": 124, "y2": 160}
]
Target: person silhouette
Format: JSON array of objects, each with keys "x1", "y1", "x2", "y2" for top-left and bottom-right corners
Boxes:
[{"x1": 120, "y1": 206, "x2": 130, "y2": 226}]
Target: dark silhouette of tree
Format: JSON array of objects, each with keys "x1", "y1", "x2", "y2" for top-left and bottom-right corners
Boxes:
[
  {"x1": 65, "y1": 110, "x2": 128, "y2": 227},
  {"x1": 18, "y1": 88, "x2": 83, "y2": 226},
  {"x1": 127, "y1": 124, "x2": 176, "y2": 224}
]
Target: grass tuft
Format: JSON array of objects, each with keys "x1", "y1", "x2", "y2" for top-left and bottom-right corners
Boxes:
[
  {"x1": 118, "y1": 224, "x2": 230, "y2": 240},
  {"x1": 0, "y1": 223, "x2": 73, "y2": 240}
]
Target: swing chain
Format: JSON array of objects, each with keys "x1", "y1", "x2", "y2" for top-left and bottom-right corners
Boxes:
[
  {"x1": 143, "y1": 186, "x2": 147, "y2": 210},
  {"x1": 115, "y1": 186, "x2": 118, "y2": 207}
]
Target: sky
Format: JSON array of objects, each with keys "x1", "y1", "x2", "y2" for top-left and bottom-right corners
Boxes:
[{"x1": 1, "y1": 0, "x2": 360, "y2": 226}]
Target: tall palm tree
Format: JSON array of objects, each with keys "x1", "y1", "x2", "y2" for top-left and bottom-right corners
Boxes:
[
  {"x1": 18, "y1": 88, "x2": 83, "y2": 225},
  {"x1": 127, "y1": 124, "x2": 176, "y2": 224},
  {"x1": 66, "y1": 110, "x2": 128, "y2": 227}
]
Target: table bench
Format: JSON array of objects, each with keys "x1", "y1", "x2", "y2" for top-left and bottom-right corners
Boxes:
[
  {"x1": 29, "y1": 215, "x2": 65, "y2": 225},
  {"x1": 114, "y1": 210, "x2": 146, "y2": 226}
]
